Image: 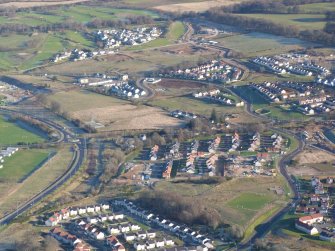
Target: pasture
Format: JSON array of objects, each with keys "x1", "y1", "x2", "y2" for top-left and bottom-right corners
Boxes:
[
  {"x1": 238, "y1": 13, "x2": 326, "y2": 30},
  {"x1": 48, "y1": 90, "x2": 182, "y2": 131},
  {"x1": 0, "y1": 116, "x2": 44, "y2": 145},
  {"x1": 214, "y1": 32, "x2": 316, "y2": 57},
  {"x1": 0, "y1": 149, "x2": 50, "y2": 181},
  {"x1": 0, "y1": 145, "x2": 72, "y2": 218},
  {"x1": 298, "y1": 2, "x2": 335, "y2": 13}
]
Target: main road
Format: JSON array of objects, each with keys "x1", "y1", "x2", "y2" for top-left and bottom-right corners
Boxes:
[{"x1": 0, "y1": 107, "x2": 85, "y2": 225}]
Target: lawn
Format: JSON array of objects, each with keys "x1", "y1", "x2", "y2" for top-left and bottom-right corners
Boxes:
[
  {"x1": 214, "y1": 32, "x2": 316, "y2": 57},
  {"x1": 227, "y1": 192, "x2": 273, "y2": 211},
  {"x1": 0, "y1": 116, "x2": 44, "y2": 145},
  {"x1": 237, "y1": 13, "x2": 326, "y2": 30},
  {"x1": 0, "y1": 149, "x2": 50, "y2": 181}
]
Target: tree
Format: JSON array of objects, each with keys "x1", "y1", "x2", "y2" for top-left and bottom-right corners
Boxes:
[
  {"x1": 210, "y1": 108, "x2": 218, "y2": 123},
  {"x1": 42, "y1": 236, "x2": 60, "y2": 251},
  {"x1": 151, "y1": 132, "x2": 166, "y2": 145},
  {"x1": 227, "y1": 225, "x2": 244, "y2": 241},
  {"x1": 14, "y1": 230, "x2": 41, "y2": 251}
]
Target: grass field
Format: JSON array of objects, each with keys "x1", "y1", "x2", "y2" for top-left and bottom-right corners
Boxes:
[
  {"x1": 0, "y1": 149, "x2": 50, "y2": 181},
  {"x1": 48, "y1": 90, "x2": 181, "y2": 130},
  {"x1": 2, "y1": 6, "x2": 159, "y2": 27},
  {"x1": 298, "y1": 2, "x2": 335, "y2": 13},
  {"x1": 237, "y1": 14, "x2": 326, "y2": 30},
  {"x1": 154, "y1": 177, "x2": 285, "y2": 226},
  {"x1": 0, "y1": 146, "x2": 72, "y2": 217},
  {"x1": 0, "y1": 116, "x2": 44, "y2": 145},
  {"x1": 227, "y1": 192, "x2": 273, "y2": 211},
  {"x1": 40, "y1": 48, "x2": 215, "y2": 75},
  {"x1": 128, "y1": 21, "x2": 185, "y2": 51},
  {"x1": 214, "y1": 32, "x2": 316, "y2": 57},
  {"x1": 48, "y1": 90, "x2": 127, "y2": 112}
]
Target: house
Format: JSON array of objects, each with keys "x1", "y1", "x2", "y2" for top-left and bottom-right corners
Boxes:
[
  {"x1": 87, "y1": 217, "x2": 98, "y2": 224},
  {"x1": 147, "y1": 229, "x2": 156, "y2": 239},
  {"x1": 137, "y1": 231, "x2": 147, "y2": 240},
  {"x1": 106, "y1": 236, "x2": 126, "y2": 251},
  {"x1": 50, "y1": 228, "x2": 82, "y2": 246},
  {"x1": 320, "y1": 231, "x2": 335, "y2": 242},
  {"x1": 114, "y1": 213, "x2": 124, "y2": 220},
  {"x1": 74, "y1": 242, "x2": 92, "y2": 251},
  {"x1": 119, "y1": 223, "x2": 130, "y2": 233},
  {"x1": 299, "y1": 213, "x2": 323, "y2": 224},
  {"x1": 98, "y1": 214, "x2": 108, "y2": 222},
  {"x1": 93, "y1": 231, "x2": 105, "y2": 240},
  {"x1": 130, "y1": 223, "x2": 141, "y2": 231},
  {"x1": 60, "y1": 208, "x2": 70, "y2": 220},
  {"x1": 124, "y1": 233, "x2": 136, "y2": 242},
  {"x1": 101, "y1": 203, "x2": 110, "y2": 210},
  {"x1": 134, "y1": 242, "x2": 146, "y2": 251},
  {"x1": 69, "y1": 207, "x2": 79, "y2": 216},
  {"x1": 146, "y1": 240, "x2": 156, "y2": 249},
  {"x1": 164, "y1": 237, "x2": 175, "y2": 246},
  {"x1": 156, "y1": 239, "x2": 165, "y2": 248},
  {"x1": 78, "y1": 207, "x2": 87, "y2": 215},
  {"x1": 109, "y1": 226, "x2": 121, "y2": 235},
  {"x1": 86, "y1": 206, "x2": 95, "y2": 213},
  {"x1": 94, "y1": 205, "x2": 101, "y2": 212},
  {"x1": 295, "y1": 220, "x2": 319, "y2": 235},
  {"x1": 45, "y1": 216, "x2": 59, "y2": 227}
]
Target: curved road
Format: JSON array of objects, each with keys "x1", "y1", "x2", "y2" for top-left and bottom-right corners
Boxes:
[
  {"x1": 229, "y1": 89, "x2": 304, "y2": 249},
  {"x1": 0, "y1": 108, "x2": 85, "y2": 225}
]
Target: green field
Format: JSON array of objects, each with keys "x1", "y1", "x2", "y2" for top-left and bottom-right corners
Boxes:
[
  {"x1": 129, "y1": 21, "x2": 186, "y2": 50},
  {"x1": 0, "y1": 149, "x2": 50, "y2": 181},
  {"x1": 48, "y1": 90, "x2": 128, "y2": 112},
  {"x1": 298, "y1": 2, "x2": 335, "y2": 13},
  {"x1": 227, "y1": 192, "x2": 273, "y2": 211},
  {"x1": 0, "y1": 116, "x2": 44, "y2": 145},
  {"x1": 215, "y1": 32, "x2": 316, "y2": 57},
  {"x1": 2, "y1": 6, "x2": 159, "y2": 27},
  {"x1": 155, "y1": 177, "x2": 284, "y2": 226},
  {"x1": 237, "y1": 13, "x2": 326, "y2": 30}
]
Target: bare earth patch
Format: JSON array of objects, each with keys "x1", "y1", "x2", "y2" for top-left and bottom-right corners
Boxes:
[
  {"x1": 288, "y1": 149, "x2": 335, "y2": 176},
  {"x1": 71, "y1": 104, "x2": 183, "y2": 131},
  {"x1": 294, "y1": 149, "x2": 335, "y2": 165},
  {"x1": 154, "y1": 0, "x2": 241, "y2": 12}
]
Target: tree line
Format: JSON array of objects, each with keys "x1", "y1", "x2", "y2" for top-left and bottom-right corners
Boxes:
[
  {"x1": 0, "y1": 14, "x2": 154, "y2": 35},
  {"x1": 220, "y1": 0, "x2": 333, "y2": 14}
]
